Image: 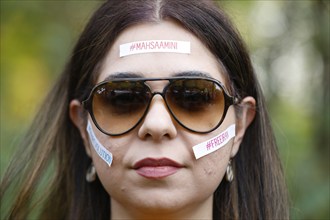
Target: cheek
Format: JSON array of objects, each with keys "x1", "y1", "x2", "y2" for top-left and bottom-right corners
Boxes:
[
  {"x1": 90, "y1": 137, "x2": 131, "y2": 195},
  {"x1": 193, "y1": 143, "x2": 232, "y2": 187}
]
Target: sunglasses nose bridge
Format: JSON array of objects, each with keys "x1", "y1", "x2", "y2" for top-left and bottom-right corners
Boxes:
[
  {"x1": 143, "y1": 91, "x2": 175, "y2": 122},
  {"x1": 148, "y1": 92, "x2": 168, "y2": 110}
]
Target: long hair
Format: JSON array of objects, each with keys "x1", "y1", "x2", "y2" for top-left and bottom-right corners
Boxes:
[{"x1": 1, "y1": 0, "x2": 289, "y2": 219}]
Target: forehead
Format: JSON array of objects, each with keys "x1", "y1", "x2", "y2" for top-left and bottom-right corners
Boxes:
[{"x1": 98, "y1": 21, "x2": 226, "y2": 84}]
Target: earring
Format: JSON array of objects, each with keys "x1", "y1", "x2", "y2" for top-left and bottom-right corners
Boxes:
[
  {"x1": 225, "y1": 160, "x2": 234, "y2": 182},
  {"x1": 86, "y1": 162, "x2": 96, "y2": 182}
]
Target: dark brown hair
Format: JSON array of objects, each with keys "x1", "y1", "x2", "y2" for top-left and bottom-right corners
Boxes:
[{"x1": 1, "y1": 0, "x2": 289, "y2": 219}]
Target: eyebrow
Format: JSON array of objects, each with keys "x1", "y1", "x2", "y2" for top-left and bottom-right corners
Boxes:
[
  {"x1": 103, "y1": 70, "x2": 213, "y2": 81},
  {"x1": 172, "y1": 71, "x2": 212, "y2": 78},
  {"x1": 103, "y1": 72, "x2": 143, "y2": 81}
]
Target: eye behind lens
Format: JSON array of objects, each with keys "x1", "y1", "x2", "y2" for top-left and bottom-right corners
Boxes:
[
  {"x1": 91, "y1": 81, "x2": 151, "y2": 135},
  {"x1": 165, "y1": 79, "x2": 226, "y2": 132}
]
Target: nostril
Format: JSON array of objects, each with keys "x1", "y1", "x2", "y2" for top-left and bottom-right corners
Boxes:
[
  {"x1": 138, "y1": 127, "x2": 176, "y2": 142},
  {"x1": 138, "y1": 129, "x2": 152, "y2": 140}
]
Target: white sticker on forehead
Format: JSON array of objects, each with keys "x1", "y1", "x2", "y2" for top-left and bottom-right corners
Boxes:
[
  {"x1": 119, "y1": 40, "x2": 190, "y2": 57},
  {"x1": 86, "y1": 121, "x2": 113, "y2": 167},
  {"x1": 192, "y1": 124, "x2": 236, "y2": 160}
]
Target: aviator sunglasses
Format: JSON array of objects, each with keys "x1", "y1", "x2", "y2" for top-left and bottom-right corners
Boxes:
[{"x1": 82, "y1": 76, "x2": 237, "y2": 136}]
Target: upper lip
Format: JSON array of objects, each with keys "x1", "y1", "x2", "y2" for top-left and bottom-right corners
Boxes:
[{"x1": 133, "y1": 158, "x2": 184, "y2": 169}]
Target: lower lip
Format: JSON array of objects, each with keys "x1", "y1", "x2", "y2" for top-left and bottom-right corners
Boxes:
[{"x1": 135, "y1": 166, "x2": 180, "y2": 179}]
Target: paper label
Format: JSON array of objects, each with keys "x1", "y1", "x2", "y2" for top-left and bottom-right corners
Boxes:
[
  {"x1": 86, "y1": 121, "x2": 113, "y2": 166},
  {"x1": 193, "y1": 124, "x2": 236, "y2": 159},
  {"x1": 119, "y1": 40, "x2": 191, "y2": 57}
]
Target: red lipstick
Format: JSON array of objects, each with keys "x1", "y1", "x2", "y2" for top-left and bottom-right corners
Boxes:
[{"x1": 133, "y1": 158, "x2": 183, "y2": 179}]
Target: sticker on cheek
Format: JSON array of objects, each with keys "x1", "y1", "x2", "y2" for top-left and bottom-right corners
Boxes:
[
  {"x1": 86, "y1": 121, "x2": 113, "y2": 167},
  {"x1": 192, "y1": 124, "x2": 236, "y2": 159},
  {"x1": 119, "y1": 40, "x2": 191, "y2": 57}
]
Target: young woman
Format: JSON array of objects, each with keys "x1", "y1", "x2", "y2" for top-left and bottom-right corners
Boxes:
[{"x1": 1, "y1": 0, "x2": 289, "y2": 219}]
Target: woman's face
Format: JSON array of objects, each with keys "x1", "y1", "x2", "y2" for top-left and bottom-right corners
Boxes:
[{"x1": 86, "y1": 21, "x2": 239, "y2": 218}]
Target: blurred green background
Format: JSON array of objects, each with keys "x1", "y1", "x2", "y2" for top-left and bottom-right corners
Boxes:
[{"x1": 1, "y1": 1, "x2": 329, "y2": 219}]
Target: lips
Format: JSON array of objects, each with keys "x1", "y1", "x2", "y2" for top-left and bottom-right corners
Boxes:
[{"x1": 133, "y1": 158, "x2": 183, "y2": 179}]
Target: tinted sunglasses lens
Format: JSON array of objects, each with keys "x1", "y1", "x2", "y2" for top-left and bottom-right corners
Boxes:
[
  {"x1": 92, "y1": 81, "x2": 150, "y2": 135},
  {"x1": 165, "y1": 79, "x2": 225, "y2": 132}
]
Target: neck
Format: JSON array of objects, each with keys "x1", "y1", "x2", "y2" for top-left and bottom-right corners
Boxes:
[{"x1": 110, "y1": 196, "x2": 213, "y2": 220}]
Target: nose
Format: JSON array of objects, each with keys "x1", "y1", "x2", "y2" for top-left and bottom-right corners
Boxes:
[{"x1": 138, "y1": 95, "x2": 177, "y2": 141}]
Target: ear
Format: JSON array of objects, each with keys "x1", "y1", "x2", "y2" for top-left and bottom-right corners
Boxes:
[
  {"x1": 69, "y1": 99, "x2": 92, "y2": 157},
  {"x1": 231, "y1": 96, "x2": 256, "y2": 158}
]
